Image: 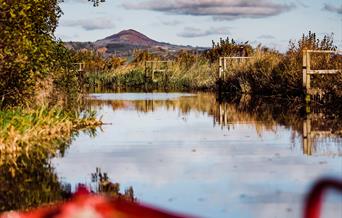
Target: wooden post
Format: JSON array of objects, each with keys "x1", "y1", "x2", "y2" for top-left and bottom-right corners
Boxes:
[
  {"x1": 223, "y1": 57, "x2": 227, "y2": 80},
  {"x1": 219, "y1": 57, "x2": 223, "y2": 79},
  {"x1": 303, "y1": 50, "x2": 307, "y2": 89},
  {"x1": 306, "y1": 52, "x2": 311, "y2": 91},
  {"x1": 152, "y1": 61, "x2": 155, "y2": 81},
  {"x1": 145, "y1": 61, "x2": 147, "y2": 81}
]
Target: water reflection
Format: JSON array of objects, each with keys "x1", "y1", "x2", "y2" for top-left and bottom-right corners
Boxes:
[
  {"x1": 51, "y1": 92, "x2": 342, "y2": 218},
  {"x1": 215, "y1": 95, "x2": 342, "y2": 156},
  {"x1": 0, "y1": 156, "x2": 68, "y2": 212},
  {"x1": 88, "y1": 93, "x2": 342, "y2": 156}
]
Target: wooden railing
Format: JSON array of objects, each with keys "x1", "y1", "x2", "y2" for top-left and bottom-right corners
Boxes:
[
  {"x1": 144, "y1": 61, "x2": 173, "y2": 82},
  {"x1": 302, "y1": 50, "x2": 342, "y2": 100},
  {"x1": 73, "y1": 62, "x2": 86, "y2": 72},
  {"x1": 218, "y1": 56, "x2": 252, "y2": 80}
]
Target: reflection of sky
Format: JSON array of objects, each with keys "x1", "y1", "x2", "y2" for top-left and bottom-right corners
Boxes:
[{"x1": 52, "y1": 93, "x2": 342, "y2": 218}]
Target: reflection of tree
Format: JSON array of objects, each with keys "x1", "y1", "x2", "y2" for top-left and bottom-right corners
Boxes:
[
  {"x1": 88, "y1": 93, "x2": 342, "y2": 156},
  {"x1": 0, "y1": 155, "x2": 69, "y2": 212},
  {"x1": 88, "y1": 93, "x2": 216, "y2": 115},
  {"x1": 217, "y1": 95, "x2": 342, "y2": 156},
  {"x1": 0, "y1": 157, "x2": 136, "y2": 212},
  {"x1": 91, "y1": 168, "x2": 135, "y2": 202}
]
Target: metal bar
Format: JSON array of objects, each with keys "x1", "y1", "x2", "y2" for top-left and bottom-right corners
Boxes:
[
  {"x1": 310, "y1": 131, "x2": 336, "y2": 136},
  {"x1": 308, "y1": 70, "x2": 341, "y2": 74},
  {"x1": 145, "y1": 61, "x2": 172, "y2": 63},
  {"x1": 306, "y1": 50, "x2": 342, "y2": 54},
  {"x1": 223, "y1": 57, "x2": 253, "y2": 59}
]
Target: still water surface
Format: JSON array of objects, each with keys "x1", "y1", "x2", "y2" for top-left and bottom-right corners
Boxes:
[{"x1": 53, "y1": 92, "x2": 342, "y2": 218}]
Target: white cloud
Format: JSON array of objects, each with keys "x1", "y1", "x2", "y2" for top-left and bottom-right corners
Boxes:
[
  {"x1": 124, "y1": 0, "x2": 295, "y2": 20},
  {"x1": 61, "y1": 18, "x2": 115, "y2": 31},
  {"x1": 323, "y1": 3, "x2": 342, "y2": 14},
  {"x1": 178, "y1": 26, "x2": 231, "y2": 38}
]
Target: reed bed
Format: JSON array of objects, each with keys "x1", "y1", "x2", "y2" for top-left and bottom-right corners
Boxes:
[
  {"x1": 80, "y1": 32, "x2": 341, "y2": 101},
  {"x1": 0, "y1": 107, "x2": 102, "y2": 173}
]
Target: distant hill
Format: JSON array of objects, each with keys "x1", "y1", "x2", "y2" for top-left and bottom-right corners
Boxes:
[{"x1": 64, "y1": 29, "x2": 206, "y2": 57}]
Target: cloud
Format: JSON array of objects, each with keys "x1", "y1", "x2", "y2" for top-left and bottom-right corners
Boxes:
[
  {"x1": 178, "y1": 26, "x2": 230, "y2": 38},
  {"x1": 56, "y1": 33, "x2": 80, "y2": 41},
  {"x1": 161, "y1": 20, "x2": 182, "y2": 26},
  {"x1": 295, "y1": 0, "x2": 309, "y2": 8},
  {"x1": 123, "y1": 0, "x2": 295, "y2": 20},
  {"x1": 61, "y1": 18, "x2": 115, "y2": 31},
  {"x1": 257, "y1": 34, "x2": 275, "y2": 39},
  {"x1": 323, "y1": 3, "x2": 342, "y2": 14}
]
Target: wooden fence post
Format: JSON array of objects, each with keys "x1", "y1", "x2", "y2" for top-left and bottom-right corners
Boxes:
[
  {"x1": 223, "y1": 57, "x2": 227, "y2": 80},
  {"x1": 219, "y1": 57, "x2": 223, "y2": 79},
  {"x1": 306, "y1": 52, "x2": 311, "y2": 91},
  {"x1": 303, "y1": 50, "x2": 307, "y2": 90}
]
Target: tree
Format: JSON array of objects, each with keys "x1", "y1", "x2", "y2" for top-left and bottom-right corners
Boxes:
[
  {"x1": 0, "y1": 0, "x2": 63, "y2": 105},
  {"x1": 0, "y1": 0, "x2": 106, "y2": 106}
]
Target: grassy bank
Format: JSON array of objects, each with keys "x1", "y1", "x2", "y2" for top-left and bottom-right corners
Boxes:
[
  {"x1": 84, "y1": 56, "x2": 216, "y2": 91},
  {"x1": 79, "y1": 32, "x2": 341, "y2": 101},
  {"x1": 0, "y1": 107, "x2": 102, "y2": 172}
]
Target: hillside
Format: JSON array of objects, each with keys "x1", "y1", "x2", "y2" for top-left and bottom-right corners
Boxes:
[{"x1": 65, "y1": 29, "x2": 205, "y2": 57}]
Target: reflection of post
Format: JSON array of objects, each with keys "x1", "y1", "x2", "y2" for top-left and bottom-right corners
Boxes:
[
  {"x1": 224, "y1": 103, "x2": 228, "y2": 126},
  {"x1": 144, "y1": 100, "x2": 154, "y2": 112},
  {"x1": 219, "y1": 104, "x2": 223, "y2": 127},
  {"x1": 303, "y1": 115, "x2": 313, "y2": 155},
  {"x1": 217, "y1": 103, "x2": 229, "y2": 128}
]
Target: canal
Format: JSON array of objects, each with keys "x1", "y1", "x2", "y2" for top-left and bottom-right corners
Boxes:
[{"x1": 51, "y1": 92, "x2": 342, "y2": 218}]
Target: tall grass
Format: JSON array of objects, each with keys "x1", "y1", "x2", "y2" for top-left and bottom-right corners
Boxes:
[
  {"x1": 0, "y1": 107, "x2": 102, "y2": 172},
  {"x1": 79, "y1": 32, "x2": 341, "y2": 101},
  {"x1": 83, "y1": 54, "x2": 216, "y2": 90}
]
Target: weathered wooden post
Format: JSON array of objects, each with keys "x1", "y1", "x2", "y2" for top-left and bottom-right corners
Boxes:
[
  {"x1": 303, "y1": 50, "x2": 307, "y2": 89},
  {"x1": 223, "y1": 57, "x2": 227, "y2": 80},
  {"x1": 152, "y1": 61, "x2": 155, "y2": 82},
  {"x1": 219, "y1": 57, "x2": 223, "y2": 79},
  {"x1": 306, "y1": 51, "x2": 311, "y2": 93},
  {"x1": 303, "y1": 50, "x2": 311, "y2": 102},
  {"x1": 144, "y1": 61, "x2": 147, "y2": 81}
]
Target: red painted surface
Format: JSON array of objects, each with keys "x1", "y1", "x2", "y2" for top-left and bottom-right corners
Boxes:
[
  {"x1": 1, "y1": 178, "x2": 341, "y2": 218},
  {"x1": 304, "y1": 179, "x2": 342, "y2": 218}
]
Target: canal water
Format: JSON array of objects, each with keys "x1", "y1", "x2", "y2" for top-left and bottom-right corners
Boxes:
[{"x1": 52, "y1": 92, "x2": 342, "y2": 218}]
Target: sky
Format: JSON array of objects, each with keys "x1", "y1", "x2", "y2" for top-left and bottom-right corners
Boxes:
[{"x1": 56, "y1": 0, "x2": 342, "y2": 51}]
